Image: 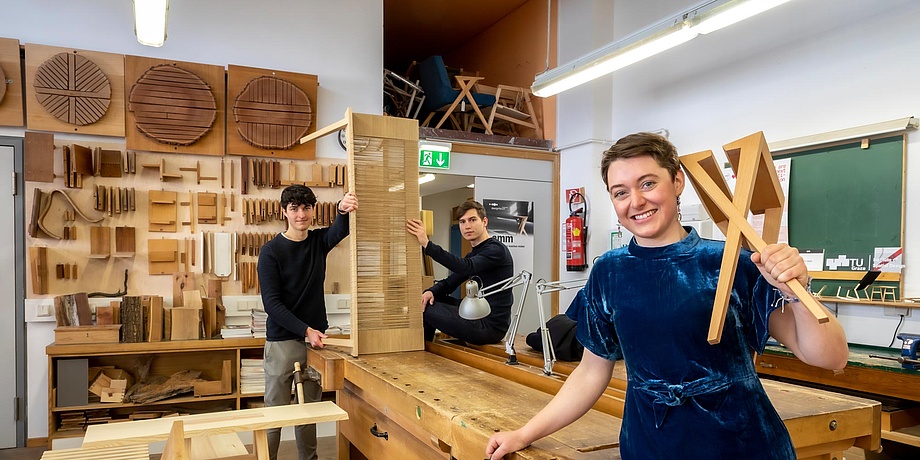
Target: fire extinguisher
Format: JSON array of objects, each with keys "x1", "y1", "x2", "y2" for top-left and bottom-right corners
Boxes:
[{"x1": 566, "y1": 192, "x2": 588, "y2": 271}]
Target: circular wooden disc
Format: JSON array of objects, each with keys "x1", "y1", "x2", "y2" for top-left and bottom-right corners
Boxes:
[
  {"x1": 128, "y1": 64, "x2": 217, "y2": 145},
  {"x1": 233, "y1": 76, "x2": 312, "y2": 150},
  {"x1": 33, "y1": 52, "x2": 111, "y2": 126},
  {"x1": 0, "y1": 64, "x2": 6, "y2": 104}
]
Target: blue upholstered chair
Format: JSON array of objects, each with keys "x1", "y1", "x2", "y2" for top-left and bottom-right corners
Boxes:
[{"x1": 417, "y1": 56, "x2": 495, "y2": 131}]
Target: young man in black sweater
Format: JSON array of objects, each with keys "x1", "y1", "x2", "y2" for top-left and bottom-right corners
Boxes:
[
  {"x1": 406, "y1": 200, "x2": 514, "y2": 345},
  {"x1": 258, "y1": 184, "x2": 357, "y2": 460}
]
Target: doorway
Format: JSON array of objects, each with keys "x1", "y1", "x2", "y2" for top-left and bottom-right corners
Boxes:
[{"x1": 0, "y1": 137, "x2": 25, "y2": 447}]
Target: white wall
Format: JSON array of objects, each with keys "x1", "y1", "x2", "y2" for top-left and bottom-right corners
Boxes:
[
  {"x1": 1, "y1": 0, "x2": 383, "y2": 440},
  {"x1": 556, "y1": 0, "x2": 920, "y2": 345}
]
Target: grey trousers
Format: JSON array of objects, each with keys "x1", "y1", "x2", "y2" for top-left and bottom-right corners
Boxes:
[{"x1": 263, "y1": 339, "x2": 323, "y2": 460}]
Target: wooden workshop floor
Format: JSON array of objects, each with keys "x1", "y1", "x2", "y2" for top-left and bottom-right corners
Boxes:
[{"x1": 0, "y1": 437, "x2": 337, "y2": 460}]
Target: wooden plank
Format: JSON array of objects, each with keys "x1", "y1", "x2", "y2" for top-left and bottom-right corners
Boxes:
[
  {"x1": 148, "y1": 296, "x2": 164, "y2": 342},
  {"x1": 82, "y1": 402, "x2": 348, "y2": 448},
  {"x1": 168, "y1": 307, "x2": 201, "y2": 341},
  {"x1": 120, "y1": 296, "x2": 145, "y2": 343},
  {"x1": 0, "y1": 38, "x2": 24, "y2": 127},
  {"x1": 40, "y1": 444, "x2": 148, "y2": 460},
  {"x1": 24, "y1": 131, "x2": 55, "y2": 182},
  {"x1": 89, "y1": 226, "x2": 111, "y2": 258}
]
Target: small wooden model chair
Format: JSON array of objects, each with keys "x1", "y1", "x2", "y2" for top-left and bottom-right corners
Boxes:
[{"x1": 484, "y1": 84, "x2": 543, "y2": 139}]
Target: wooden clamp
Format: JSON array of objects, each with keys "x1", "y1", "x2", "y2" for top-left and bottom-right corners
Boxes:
[{"x1": 679, "y1": 132, "x2": 829, "y2": 345}]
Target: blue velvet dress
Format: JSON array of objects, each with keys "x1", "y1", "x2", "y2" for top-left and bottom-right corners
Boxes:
[{"x1": 566, "y1": 228, "x2": 795, "y2": 459}]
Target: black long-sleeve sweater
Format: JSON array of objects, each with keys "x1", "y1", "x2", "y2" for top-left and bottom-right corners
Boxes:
[
  {"x1": 258, "y1": 212, "x2": 349, "y2": 342},
  {"x1": 424, "y1": 237, "x2": 515, "y2": 328}
]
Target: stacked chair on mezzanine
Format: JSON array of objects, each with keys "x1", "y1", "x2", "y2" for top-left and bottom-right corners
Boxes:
[{"x1": 417, "y1": 55, "x2": 495, "y2": 132}]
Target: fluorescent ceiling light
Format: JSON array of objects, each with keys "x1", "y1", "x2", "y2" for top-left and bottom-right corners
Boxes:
[
  {"x1": 691, "y1": 0, "x2": 793, "y2": 35},
  {"x1": 134, "y1": 0, "x2": 169, "y2": 47},
  {"x1": 532, "y1": 0, "x2": 796, "y2": 97}
]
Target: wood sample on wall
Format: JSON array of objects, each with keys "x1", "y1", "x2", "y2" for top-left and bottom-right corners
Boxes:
[
  {"x1": 299, "y1": 109, "x2": 423, "y2": 355},
  {"x1": 148, "y1": 238, "x2": 179, "y2": 275},
  {"x1": 125, "y1": 55, "x2": 225, "y2": 156},
  {"x1": 148, "y1": 190, "x2": 178, "y2": 232},
  {"x1": 24, "y1": 44, "x2": 125, "y2": 136},
  {"x1": 228, "y1": 65, "x2": 318, "y2": 159},
  {"x1": 24, "y1": 131, "x2": 55, "y2": 182},
  {"x1": 0, "y1": 37, "x2": 25, "y2": 127}
]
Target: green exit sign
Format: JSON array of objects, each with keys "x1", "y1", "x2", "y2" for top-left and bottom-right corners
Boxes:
[{"x1": 418, "y1": 143, "x2": 450, "y2": 169}]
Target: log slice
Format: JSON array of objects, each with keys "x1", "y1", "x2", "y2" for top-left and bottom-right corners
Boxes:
[
  {"x1": 233, "y1": 76, "x2": 312, "y2": 149},
  {"x1": 128, "y1": 64, "x2": 217, "y2": 145},
  {"x1": 33, "y1": 52, "x2": 111, "y2": 126}
]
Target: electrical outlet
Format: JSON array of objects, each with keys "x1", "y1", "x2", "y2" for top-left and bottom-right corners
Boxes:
[
  {"x1": 884, "y1": 306, "x2": 911, "y2": 318},
  {"x1": 37, "y1": 303, "x2": 53, "y2": 317}
]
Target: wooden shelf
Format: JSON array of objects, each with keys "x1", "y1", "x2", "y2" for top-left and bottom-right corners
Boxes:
[
  {"x1": 815, "y1": 296, "x2": 920, "y2": 309},
  {"x1": 46, "y1": 337, "x2": 266, "y2": 447},
  {"x1": 51, "y1": 393, "x2": 241, "y2": 412}
]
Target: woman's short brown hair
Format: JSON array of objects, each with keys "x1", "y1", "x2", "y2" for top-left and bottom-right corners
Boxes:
[{"x1": 600, "y1": 132, "x2": 681, "y2": 187}]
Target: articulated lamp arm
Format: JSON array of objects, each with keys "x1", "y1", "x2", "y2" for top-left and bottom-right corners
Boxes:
[{"x1": 504, "y1": 277, "x2": 588, "y2": 375}]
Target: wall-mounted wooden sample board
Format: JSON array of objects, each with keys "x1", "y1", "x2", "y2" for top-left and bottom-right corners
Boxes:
[
  {"x1": 125, "y1": 55, "x2": 225, "y2": 156},
  {"x1": 24, "y1": 43, "x2": 125, "y2": 136},
  {"x1": 228, "y1": 65, "x2": 318, "y2": 159},
  {"x1": 300, "y1": 110, "x2": 423, "y2": 355},
  {"x1": 0, "y1": 37, "x2": 24, "y2": 127}
]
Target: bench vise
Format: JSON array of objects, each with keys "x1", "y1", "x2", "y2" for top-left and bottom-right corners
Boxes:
[{"x1": 897, "y1": 333, "x2": 920, "y2": 370}]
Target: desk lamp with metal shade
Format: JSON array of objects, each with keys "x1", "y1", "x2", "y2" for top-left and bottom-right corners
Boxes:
[{"x1": 459, "y1": 271, "x2": 532, "y2": 363}]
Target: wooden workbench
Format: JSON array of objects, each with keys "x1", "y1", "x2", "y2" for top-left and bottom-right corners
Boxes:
[
  {"x1": 310, "y1": 339, "x2": 880, "y2": 460},
  {"x1": 758, "y1": 343, "x2": 920, "y2": 448}
]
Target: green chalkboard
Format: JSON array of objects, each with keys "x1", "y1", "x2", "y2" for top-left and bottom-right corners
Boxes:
[{"x1": 779, "y1": 135, "x2": 904, "y2": 296}]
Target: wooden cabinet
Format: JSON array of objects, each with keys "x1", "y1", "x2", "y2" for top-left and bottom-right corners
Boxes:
[{"x1": 46, "y1": 337, "x2": 266, "y2": 447}]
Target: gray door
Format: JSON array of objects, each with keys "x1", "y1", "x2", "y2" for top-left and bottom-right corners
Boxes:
[{"x1": 0, "y1": 140, "x2": 22, "y2": 447}]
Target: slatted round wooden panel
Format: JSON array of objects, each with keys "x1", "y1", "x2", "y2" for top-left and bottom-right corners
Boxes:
[
  {"x1": 0, "y1": 64, "x2": 6, "y2": 104},
  {"x1": 233, "y1": 76, "x2": 313, "y2": 150},
  {"x1": 33, "y1": 52, "x2": 111, "y2": 126},
  {"x1": 128, "y1": 64, "x2": 217, "y2": 146}
]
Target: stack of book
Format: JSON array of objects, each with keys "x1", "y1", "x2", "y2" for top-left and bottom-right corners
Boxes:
[
  {"x1": 219, "y1": 324, "x2": 252, "y2": 338},
  {"x1": 240, "y1": 358, "x2": 265, "y2": 395},
  {"x1": 251, "y1": 310, "x2": 267, "y2": 338}
]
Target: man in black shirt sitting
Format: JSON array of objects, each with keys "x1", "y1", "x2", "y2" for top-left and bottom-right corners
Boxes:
[{"x1": 407, "y1": 200, "x2": 514, "y2": 345}]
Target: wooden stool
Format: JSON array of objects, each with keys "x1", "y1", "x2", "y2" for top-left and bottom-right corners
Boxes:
[
  {"x1": 882, "y1": 286, "x2": 898, "y2": 301},
  {"x1": 870, "y1": 286, "x2": 884, "y2": 301}
]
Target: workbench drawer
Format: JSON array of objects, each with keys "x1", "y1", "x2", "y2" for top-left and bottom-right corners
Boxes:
[{"x1": 338, "y1": 387, "x2": 448, "y2": 460}]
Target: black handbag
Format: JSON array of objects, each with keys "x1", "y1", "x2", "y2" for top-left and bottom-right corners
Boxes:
[{"x1": 525, "y1": 314, "x2": 584, "y2": 361}]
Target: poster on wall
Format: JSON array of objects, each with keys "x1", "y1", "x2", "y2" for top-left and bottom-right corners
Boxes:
[
  {"x1": 722, "y1": 157, "x2": 791, "y2": 243},
  {"x1": 483, "y1": 199, "x2": 534, "y2": 276}
]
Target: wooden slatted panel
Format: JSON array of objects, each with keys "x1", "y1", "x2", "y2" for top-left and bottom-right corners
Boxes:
[
  {"x1": 233, "y1": 76, "x2": 312, "y2": 149},
  {"x1": 33, "y1": 52, "x2": 111, "y2": 126},
  {"x1": 127, "y1": 64, "x2": 217, "y2": 145},
  {"x1": 349, "y1": 112, "x2": 424, "y2": 355}
]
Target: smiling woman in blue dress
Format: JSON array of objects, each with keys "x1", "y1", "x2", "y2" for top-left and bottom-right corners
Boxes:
[{"x1": 485, "y1": 132, "x2": 848, "y2": 460}]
